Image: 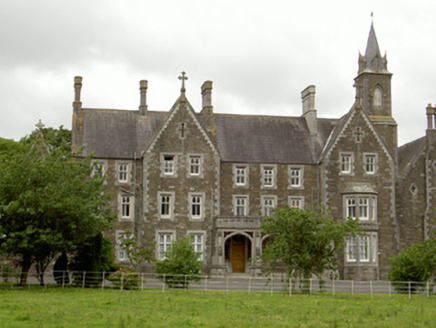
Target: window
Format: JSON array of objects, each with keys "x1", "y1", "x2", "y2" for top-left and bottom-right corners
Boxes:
[
  {"x1": 235, "y1": 166, "x2": 247, "y2": 186},
  {"x1": 289, "y1": 196, "x2": 304, "y2": 209},
  {"x1": 189, "y1": 232, "x2": 205, "y2": 261},
  {"x1": 340, "y1": 154, "x2": 352, "y2": 174},
  {"x1": 262, "y1": 196, "x2": 276, "y2": 216},
  {"x1": 373, "y1": 86, "x2": 382, "y2": 107},
  {"x1": 364, "y1": 154, "x2": 377, "y2": 174},
  {"x1": 120, "y1": 196, "x2": 133, "y2": 219},
  {"x1": 116, "y1": 231, "x2": 132, "y2": 261},
  {"x1": 289, "y1": 167, "x2": 302, "y2": 187},
  {"x1": 190, "y1": 194, "x2": 202, "y2": 219},
  {"x1": 91, "y1": 162, "x2": 105, "y2": 178},
  {"x1": 346, "y1": 234, "x2": 377, "y2": 263},
  {"x1": 189, "y1": 156, "x2": 201, "y2": 176},
  {"x1": 163, "y1": 155, "x2": 175, "y2": 175},
  {"x1": 118, "y1": 163, "x2": 129, "y2": 182},
  {"x1": 234, "y1": 196, "x2": 248, "y2": 216},
  {"x1": 343, "y1": 195, "x2": 376, "y2": 221},
  {"x1": 159, "y1": 192, "x2": 174, "y2": 219},
  {"x1": 157, "y1": 232, "x2": 174, "y2": 260},
  {"x1": 261, "y1": 165, "x2": 276, "y2": 188}
]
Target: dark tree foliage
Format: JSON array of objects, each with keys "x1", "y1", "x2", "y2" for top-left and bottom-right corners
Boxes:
[
  {"x1": 69, "y1": 233, "x2": 116, "y2": 287},
  {"x1": 261, "y1": 207, "x2": 358, "y2": 283},
  {"x1": 0, "y1": 127, "x2": 114, "y2": 285}
]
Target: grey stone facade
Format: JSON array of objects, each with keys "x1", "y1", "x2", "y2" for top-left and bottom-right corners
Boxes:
[{"x1": 72, "y1": 24, "x2": 434, "y2": 280}]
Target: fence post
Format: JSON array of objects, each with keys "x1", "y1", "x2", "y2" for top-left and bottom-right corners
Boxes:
[
  {"x1": 121, "y1": 273, "x2": 124, "y2": 291},
  {"x1": 351, "y1": 280, "x2": 354, "y2": 295},
  {"x1": 309, "y1": 279, "x2": 312, "y2": 295},
  {"x1": 204, "y1": 276, "x2": 208, "y2": 294},
  {"x1": 82, "y1": 271, "x2": 86, "y2": 289},
  {"x1": 408, "y1": 282, "x2": 411, "y2": 299},
  {"x1": 226, "y1": 275, "x2": 229, "y2": 295},
  {"x1": 102, "y1": 272, "x2": 105, "y2": 290},
  {"x1": 289, "y1": 279, "x2": 292, "y2": 296},
  {"x1": 427, "y1": 281, "x2": 429, "y2": 298},
  {"x1": 162, "y1": 274, "x2": 166, "y2": 293},
  {"x1": 270, "y1": 275, "x2": 274, "y2": 295},
  {"x1": 370, "y1": 281, "x2": 373, "y2": 298},
  {"x1": 389, "y1": 281, "x2": 391, "y2": 297},
  {"x1": 332, "y1": 278, "x2": 335, "y2": 296},
  {"x1": 248, "y1": 277, "x2": 251, "y2": 294},
  {"x1": 141, "y1": 273, "x2": 144, "y2": 291}
]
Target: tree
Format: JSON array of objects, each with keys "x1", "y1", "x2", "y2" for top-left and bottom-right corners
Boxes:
[
  {"x1": 155, "y1": 237, "x2": 202, "y2": 288},
  {"x1": 0, "y1": 127, "x2": 114, "y2": 284},
  {"x1": 261, "y1": 207, "x2": 358, "y2": 285},
  {"x1": 389, "y1": 238, "x2": 436, "y2": 291},
  {"x1": 118, "y1": 230, "x2": 154, "y2": 269}
]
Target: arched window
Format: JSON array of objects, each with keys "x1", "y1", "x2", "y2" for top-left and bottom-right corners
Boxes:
[{"x1": 373, "y1": 86, "x2": 383, "y2": 107}]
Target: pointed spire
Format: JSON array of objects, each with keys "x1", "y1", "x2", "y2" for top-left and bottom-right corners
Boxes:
[{"x1": 358, "y1": 19, "x2": 389, "y2": 74}]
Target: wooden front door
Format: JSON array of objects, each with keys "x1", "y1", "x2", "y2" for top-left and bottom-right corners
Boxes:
[{"x1": 231, "y1": 240, "x2": 245, "y2": 273}]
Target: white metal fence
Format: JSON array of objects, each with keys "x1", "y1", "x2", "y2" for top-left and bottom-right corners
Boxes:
[{"x1": 1, "y1": 271, "x2": 434, "y2": 298}]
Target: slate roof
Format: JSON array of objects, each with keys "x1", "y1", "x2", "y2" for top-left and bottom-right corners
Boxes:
[
  {"x1": 398, "y1": 136, "x2": 426, "y2": 178},
  {"x1": 74, "y1": 107, "x2": 338, "y2": 164},
  {"x1": 213, "y1": 114, "x2": 337, "y2": 164}
]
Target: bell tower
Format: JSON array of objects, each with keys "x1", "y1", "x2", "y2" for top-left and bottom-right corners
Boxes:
[{"x1": 354, "y1": 21, "x2": 397, "y2": 162}]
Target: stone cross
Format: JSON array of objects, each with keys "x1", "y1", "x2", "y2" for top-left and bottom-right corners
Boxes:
[
  {"x1": 178, "y1": 71, "x2": 188, "y2": 93},
  {"x1": 180, "y1": 122, "x2": 186, "y2": 138},
  {"x1": 353, "y1": 126, "x2": 364, "y2": 143}
]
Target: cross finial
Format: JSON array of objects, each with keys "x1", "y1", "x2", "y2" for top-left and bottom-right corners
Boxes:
[
  {"x1": 178, "y1": 71, "x2": 188, "y2": 93},
  {"x1": 371, "y1": 11, "x2": 374, "y2": 24},
  {"x1": 35, "y1": 119, "x2": 45, "y2": 130}
]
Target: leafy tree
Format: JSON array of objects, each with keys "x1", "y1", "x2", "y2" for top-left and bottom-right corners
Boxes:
[
  {"x1": 0, "y1": 127, "x2": 114, "y2": 285},
  {"x1": 68, "y1": 233, "x2": 117, "y2": 286},
  {"x1": 118, "y1": 230, "x2": 154, "y2": 270},
  {"x1": 261, "y1": 207, "x2": 358, "y2": 285},
  {"x1": 155, "y1": 237, "x2": 202, "y2": 288},
  {"x1": 389, "y1": 238, "x2": 436, "y2": 291}
]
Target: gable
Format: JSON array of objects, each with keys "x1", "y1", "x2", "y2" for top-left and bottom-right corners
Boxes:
[{"x1": 144, "y1": 95, "x2": 220, "y2": 156}]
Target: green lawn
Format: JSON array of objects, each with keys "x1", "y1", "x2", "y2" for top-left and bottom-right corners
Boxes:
[{"x1": 0, "y1": 288, "x2": 434, "y2": 327}]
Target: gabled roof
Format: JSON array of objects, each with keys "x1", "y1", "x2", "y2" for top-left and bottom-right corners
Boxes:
[
  {"x1": 398, "y1": 136, "x2": 426, "y2": 178},
  {"x1": 213, "y1": 114, "x2": 337, "y2": 163},
  {"x1": 76, "y1": 108, "x2": 167, "y2": 158}
]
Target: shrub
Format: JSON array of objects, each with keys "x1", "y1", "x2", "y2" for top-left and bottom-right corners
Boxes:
[
  {"x1": 155, "y1": 237, "x2": 202, "y2": 288},
  {"x1": 389, "y1": 238, "x2": 436, "y2": 292},
  {"x1": 107, "y1": 267, "x2": 140, "y2": 290}
]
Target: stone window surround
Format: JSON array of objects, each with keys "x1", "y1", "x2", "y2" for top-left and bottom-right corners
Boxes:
[
  {"x1": 343, "y1": 194, "x2": 377, "y2": 222},
  {"x1": 156, "y1": 230, "x2": 176, "y2": 260},
  {"x1": 345, "y1": 232, "x2": 378, "y2": 265},
  {"x1": 233, "y1": 164, "x2": 249, "y2": 188},
  {"x1": 188, "y1": 192, "x2": 206, "y2": 221},
  {"x1": 187, "y1": 154, "x2": 204, "y2": 178},
  {"x1": 118, "y1": 194, "x2": 134, "y2": 220},
  {"x1": 363, "y1": 153, "x2": 378, "y2": 175},
  {"x1": 339, "y1": 152, "x2": 354, "y2": 175},
  {"x1": 160, "y1": 153, "x2": 178, "y2": 178},
  {"x1": 116, "y1": 161, "x2": 131, "y2": 184},
  {"x1": 288, "y1": 196, "x2": 305, "y2": 209},
  {"x1": 187, "y1": 230, "x2": 206, "y2": 261},
  {"x1": 233, "y1": 195, "x2": 249, "y2": 217},
  {"x1": 91, "y1": 159, "x2": 108, "y2": 185},
  {"x1": 115, "y1": 230, "x2": 132, "y2": 261},
  {"x1": 261, "y1": 164, "x2": 277, "y2": 189},
  {"x1": 288, "y1": 165, "x2": 304, "y2": 189},
  {"x1": 158, "y1": 191, "x2": 176, "y2": 220},
  {"x1": 261, "y1": 195, "x2": 277, "y2": 216}
]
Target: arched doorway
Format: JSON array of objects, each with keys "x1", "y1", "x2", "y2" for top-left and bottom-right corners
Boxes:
[{"x1": 225, "y1": 234, "x2": 252, "y2": 273}]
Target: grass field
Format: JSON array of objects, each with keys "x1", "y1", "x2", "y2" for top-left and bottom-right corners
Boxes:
[{"x1": 0, "y1": 288, "x2": 435, "y2": 327}]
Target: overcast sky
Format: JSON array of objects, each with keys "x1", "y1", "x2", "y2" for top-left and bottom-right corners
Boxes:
[{"x1": 1, "y1": 0, "x2": 436, "y2": 146}]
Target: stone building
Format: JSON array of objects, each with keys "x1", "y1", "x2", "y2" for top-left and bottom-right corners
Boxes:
[{"x1": 71, "y1": 23, "x2": 434, "y2": 280}]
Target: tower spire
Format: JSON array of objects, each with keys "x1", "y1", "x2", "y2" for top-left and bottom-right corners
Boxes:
[{"x1": 358, "y1": 18, "x2": 388, "y2": 74}]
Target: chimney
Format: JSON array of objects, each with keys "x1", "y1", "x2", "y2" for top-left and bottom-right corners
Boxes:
[
  {"x1": 200, "y1": 81, "x2": 214, "y2": 134},
  {"x1": 73, "y1": 76, "x2": 82, "y2": 113},
  {"x1": 139, "y1": 80, "x2": 148, "y2": 116},
  {"x1": 301, "y1": 85, "x2": 317, "y2": 136},
  {"x1": 426, "y1": 104, "x2": 434, "y2": 130}
]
